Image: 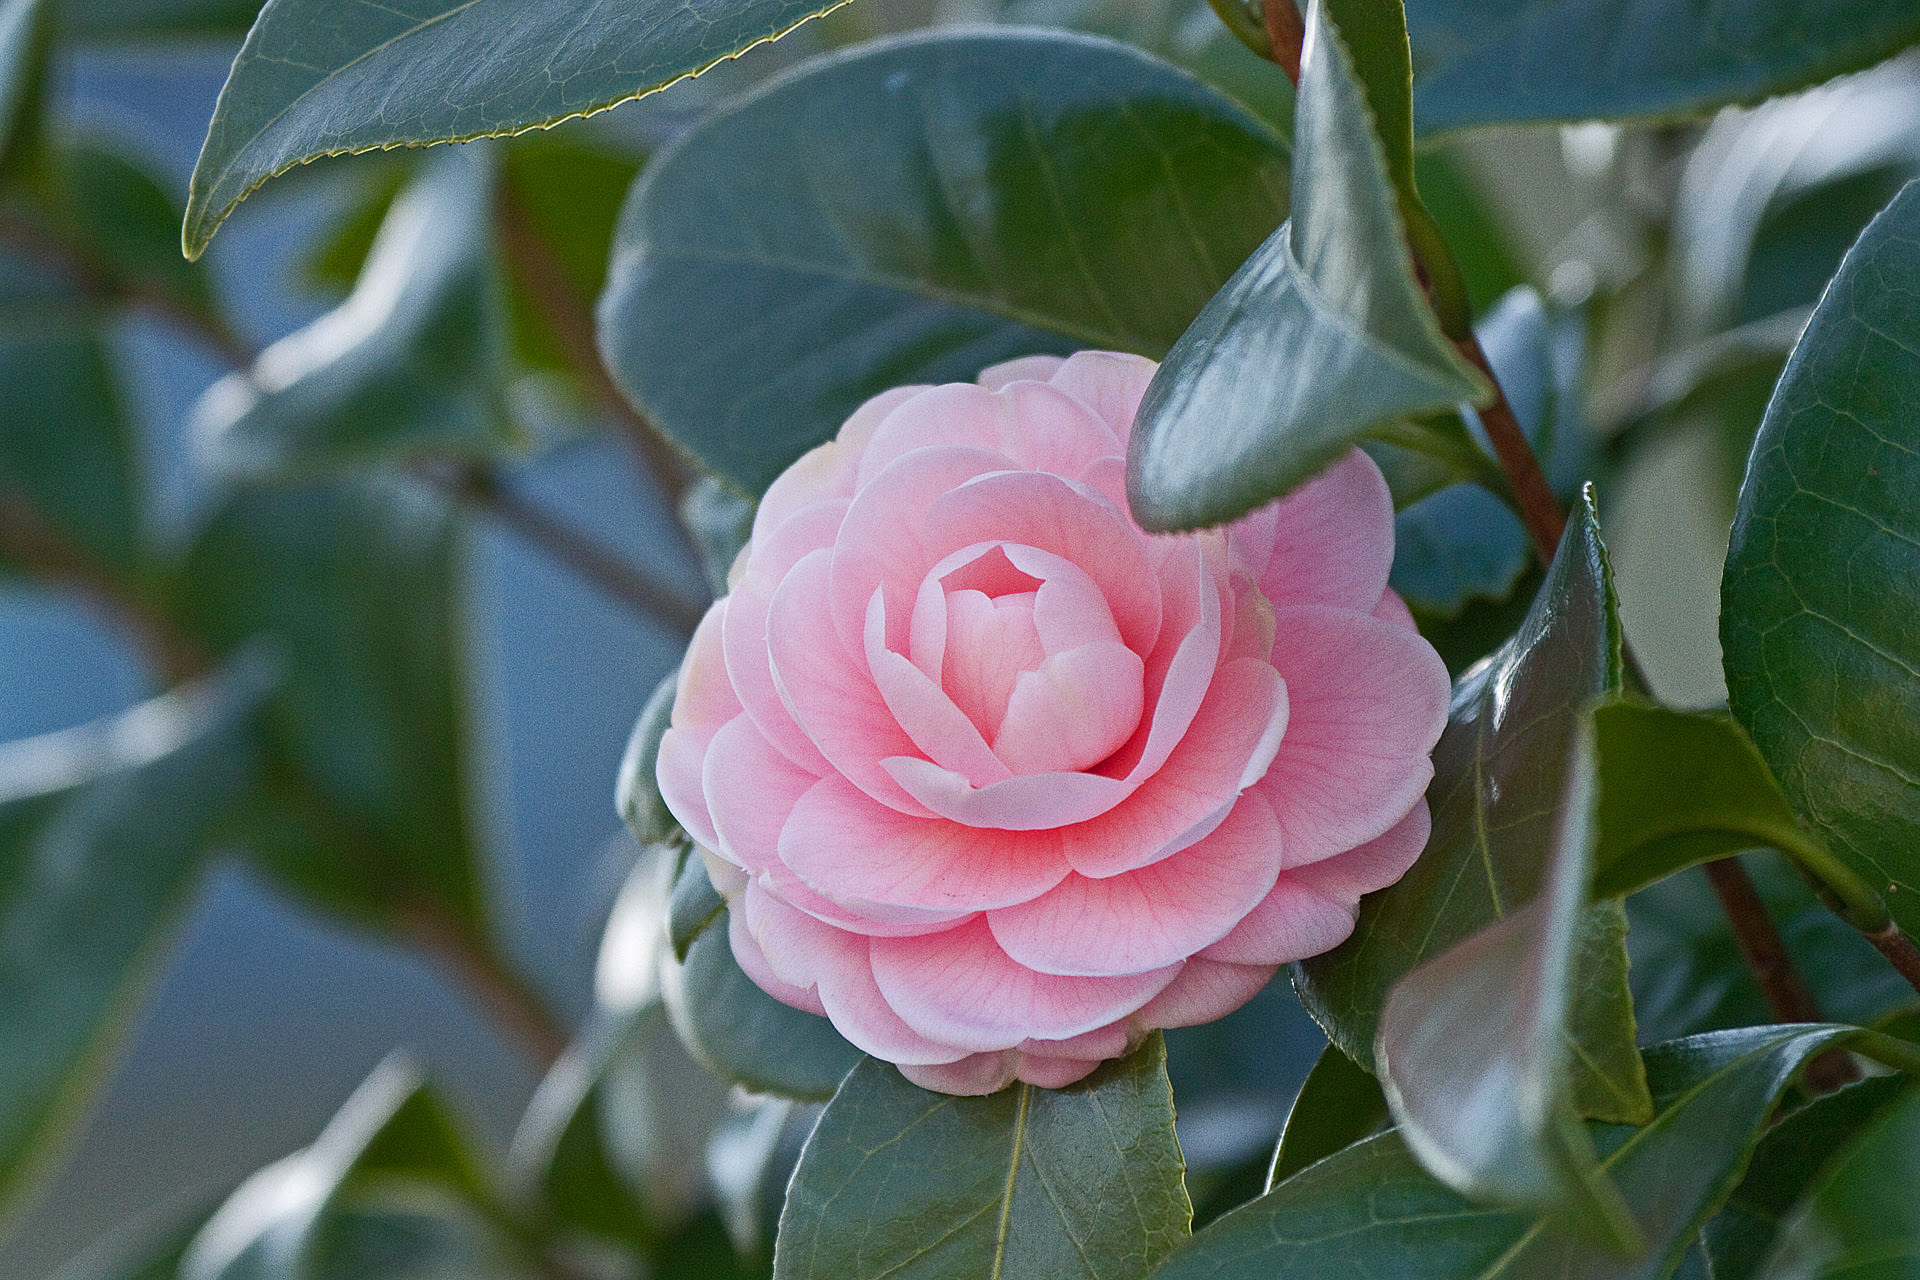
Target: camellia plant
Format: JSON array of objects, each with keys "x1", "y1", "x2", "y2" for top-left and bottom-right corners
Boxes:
[{"x1": 5, "y1": 0, "x2": 1920, "y2": 1275}]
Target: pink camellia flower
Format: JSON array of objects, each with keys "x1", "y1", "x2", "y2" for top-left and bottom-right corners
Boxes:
[{"x1": 656, "y1": 351, "x2": 1451, "y2": 1095}]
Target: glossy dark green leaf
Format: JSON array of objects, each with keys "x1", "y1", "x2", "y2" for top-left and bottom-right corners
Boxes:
[
  {"x1": 1152, "y1": 1025, "x2": 1884, "y2": 1280},
  {"x1": 663, "y1": 910, "x2": 861, "y2": 1102},
  {"x1": 181, "y1": 1056, "x2": 493, "y2": 1280},
  {"x1": 1390, "y1": 287, "x2": 1586, "y2": 617},
  {"x1": 615, "y1": 666, "x2": 681, "y2": 851},
  {"x1": 1704, "y1": 1074, "x2": 1913, "y2": 1280},
  {"x1": 1589, "y1": 702, "x2": 1831, "y2": 901},
  {"x1": 175, "y1": 477, "x2": 488, "y2": 936},
  {"x1": 1721, "y1": 180, "x2": 1920, "y2": 940},
  {"x1": 1376, "y1": 717, "x2": 1635, "y2": 1245},
  {"x1": 182, "y1": 0, "x2": 850, "y2": 257},
  {"x1": 1404, "y1": 0, "x2": 1920, "y2": 136},
  {"x1": 197, "y1": 149, "x2": 515, "y2": 481},
  {"x1": 1266, "y1": 1044, "x2": 1387, "y2": 1189},
  {"x1": 0, "y1": 668, "x2": 261, "y2": 1212},
  {"x1": 1126, "y1": 0, "x2": 1483, "y2": 532},
  {"x1": 1298, "y1": 494, "x2": 1650, "y2": 1125},
  {"x1": 1758, "y1": 1077, "x2": 1920, "y2": 1278},
  {"x1": 1627, "y1": 856, "x2": 1911, "y2": 1046},
  {"x1": 598, "y1": 28, "x2": 1291, "y2": 496},
  {"x1": 776, "y1": 1038, "x2": 1190, "y2": 1280}
]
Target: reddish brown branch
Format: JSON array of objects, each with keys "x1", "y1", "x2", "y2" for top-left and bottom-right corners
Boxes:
[
  {"x1": 1262, "y1": 0, "x2": 1304, "y2": 82},
  {"x1": 1455, "y1": 333, "x2": 1568, "y2": 562},
  {"x1": 1864, "y1": 923, "x2": 1920, "y2": 1001}
]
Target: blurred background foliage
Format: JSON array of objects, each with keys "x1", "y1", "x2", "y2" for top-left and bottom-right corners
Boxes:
[{"x1": 3, "y1": 0, "x2": 1919, "y2": 1274}]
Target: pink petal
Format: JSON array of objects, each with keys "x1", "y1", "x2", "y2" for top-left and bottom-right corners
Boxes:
[
  {"x1": 1006, "y1": 545, "x2": 1123, "y2": 654},
  {"x1": 870, "y1": 917, "x2": 1180, "y2": 1051},
  {"x1": 779, "y1": 774, "x2": 1071, "y2": 912},
  {"x1": 865, "y1": 588, "x2": 1011, "y2": 786},
  {"x1": 899, "y1": 1052, "x2": 1019, "y2": 1095},
  {"x1": 978, "y1": 355, "x2": 1067, "y2": 390},
  {"x1": 922, "y1": 469, "x2": 1160, "y2": 652},
  {"x1": 671, "y1": 603, "x2": 740, "y2": 732},
  {"x1": 656, "y1": 725, "x2": 720, "y2": 850},
  {"x1": 1256, "y1": 605, "x2": 1449, "y2": 868},
  {"x1": 726, "y1": 906, "x2": 827, "y2": 1017},
  {"x1": 1013, "y1": 1054, "x2": 1105, "y2": 1089},
  {"x1": 993, "y1": 642, "x2": 1145, "y2": 775},
  {"x1": 754, "y1": 385, "x2": 919, "y2": 543},
  {"x1": 884, "y1": 755, "x2": 1134, "y2": 829},
  {"x1": 1043, "y1": 350, "x2": 1158, "y2": 445},
  {"x1": 1017, "y1": 1023, "x2": 1132, "y2": 1059},
  {"x1": 1197, "y1": 802, "x2": 1429, "y2": 965},
  {"x1": 939, "y1": 585, "x2": 1044, "y2": 739},
  {"x1": 1231, "y1": 448, "x2": 1395, "y2": 614},
  {"x1": 701, "y1": 714, "x2": 819, "y2": 873},
  {"x1": 724, "y1": 499, "x2": 845, "y2": 775},
  {"x1": 831, "y1": 445, "x2": 1012, "y2": 653},
  {"x1": 1374, "y1": 587, "x2": 1417, "y2": 630},
  {"x1": 861, "y1": 380, "x2": 1122, "y2": 482},
  {"x1": 1094, "y1": 539, "x2": 1223, "y2": 783},
  {"x1": 741, "y1": 885, "x2": 969, "y2": 1066},
  {"x1": 1133, "y1": 958, "x2": 1277, "y2": 1030},
  {"x1": 990, "y1": 791, "x2": 1284, "y2": 976},
  {"x1": 1059, "y1": 656, "x2": 1288, "y2": 878},
  {"x1": 855, "y1": 383, "x2": 1016, "y2": 488},
  {"x1": 768, "y1": 549, "x2": 935, "y2": 817}
]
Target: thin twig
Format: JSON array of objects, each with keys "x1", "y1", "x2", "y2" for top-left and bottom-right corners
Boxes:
[
  {"x1": 1864, "y1": 923, "x2": 1920, "y2": 1001},
  {"x1": 492, "y1": 185, "x2": 700, "y2": 528},
  {"x1": 1703, "y1": 858, "x2": 1858, "y2": 1092},
  {"x1": 1454, "y1": 333, "x2": 1568, "y2": 562},
  {"x1": 425, "y1": 463, "x2": 707, "y2": 636},
  {"x1": 1261, "y1": 0, "x2": 1304, "y2": 83}
]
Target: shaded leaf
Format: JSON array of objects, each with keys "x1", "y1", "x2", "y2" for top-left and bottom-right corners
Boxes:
[
  {"x1": 1590, "y1": 702, "x2": 1829, "y2": 900},
  {"x1": 0, "y1": 667, "x2": 261, "y2": 1212},
  {"x1": 1721, "y1": 180, "x2": 1920, "y2": 940},
  {"x1": 1297, "y1": 494, "x2": 1649, "y2": 1125},
  {"x1": 48, "y1": 136, "x2": 216, "y2": 324},
  {"x1": 1704, "y1": 1074, "x2": 1913, "y2": 1280},
  {"x1": 598, "y1": 27, "x2": 1290, "y2": 495},
  {"x1": 1376, "y1": 716, "x2": 1636, "y2": 1245},
  {"x1": 1265, "y1": 1043, "x2": 1387, "y2": 1189},
  {"x1": 56, "y1": 0, "x2": 260, "y2": 40},
  {"x1": 614, "y1": 667, "x2": 680, "y2": 850},
  {"x1": 679, "y1": 477, "x2": 754, "y2": 598},
  {"x1": 1759, "y1": 1077, "x2": 1920, "y2": 1278},
  {"x1": 1126, "y1": 0, "x2": 1483, "y2": 532},
  {"x1": 0, "y1": 0, "x2": 47, "y2": 166},
  {"x1": 775, "y1": 1038, "x2": 1190, "y2": 1280},
  {"x1": 196, "y1": 148, "x2": 515, "y2": 481},
  {"x1": 662, "y1": 912, "x2": 861, "y2": 1102},
  {"x1": 175, "y1": 477, "x2": 488, "y2": 936},
  {"x1": 181, "y1": 1056, "x2": 496, "y2": 1280},
  {"x1": 666, "y1": 849, "x2": 725, "y2": 964},
  {"x1": 1404, "y1": 0, "x2": 1920, "y2": 135},
  {"x1": 182, "y1": 0, "x2": 851, "y2": 256},
  {"x1": 1152, "y1": 1025, "x2": 1885, "y2": 1280}
]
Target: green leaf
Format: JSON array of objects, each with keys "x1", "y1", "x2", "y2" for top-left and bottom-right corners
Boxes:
[
  {"x1": 1152, "y1": 1025, "x2": 1885, "y2": 1280},
  {"x1": 197, "y1": 148, "x2": 516, "y2": 481},
  {"x1": 1404, "y1": 0, "x2": 1920, "y2": 136},
  {"x1": 48, "y1": 136, "x2": 217, "y2": 325},
  {"x1": 1297, "y1": 493, "x2": 1650, "y2": 1126},
  {"x1": 1758, "y1": 1077, "x2": 1920, "y2": 1278},
  {"x1": 1266, "y1": 1044, "x2": 1387, "y2": 1189},
  {"x1": 1721, "y1": 180, "x2": 1920, "y2": 941},
  {"x1": 667, "y1": 849, "x2": 725, "y2": 963},
  {"x1": 775, "y1": 1037, "x2": 1190, "y2": 1280},
  {"x1": 512, "y1": 1004, "x2": 733, "y2": 1249},
  {"x1": 679, "y1": 477, "x2": 755, "y2": 598},
  {"x1": 56, "y1": 0, "x2": 260, "y2": 40},
  {"x1": 1125, "y1": 0, "x2": 1484, "y2": 533},
  {"x1": 175, "y1": 477, "x2": 489, "y2": 936},
  {"x1": 615, "y1": 667, "x2": 681, "y2": 850},
  {"x1": 181, "y1": 1055, "x2": 496, "y2": 1280},
  {"x1": 0, "y1": 300, "x2": 141, "y2": 577},
  {"x1": 1375, "y1": 715, "x2": 1637, "y2": 1246},
  {"x1": 1589, "y1": 702, "x2": 1831, "y2": 901},
  {"x1": 0, "y1": 0, "x2": 47, "y2": 165},
  {"x1": 598, "y1": 27, "x2": 1290, "y2": 496},
  {"x1": 1704, "y1": 1074, "x2": 1913, "y2": 1280},
  {"x1": 181, "y1": 0, "x2": 851, "y2": 257},
  {"x1": 0, "y1": 668, "x2": 261, "y2": 1213},
  {"x1": 662, "y1": 910, "x2": 862, "y2": 1102},
  {"x1": 1626, "y1": 856, "x2": 1912, "y2": 1046}
]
